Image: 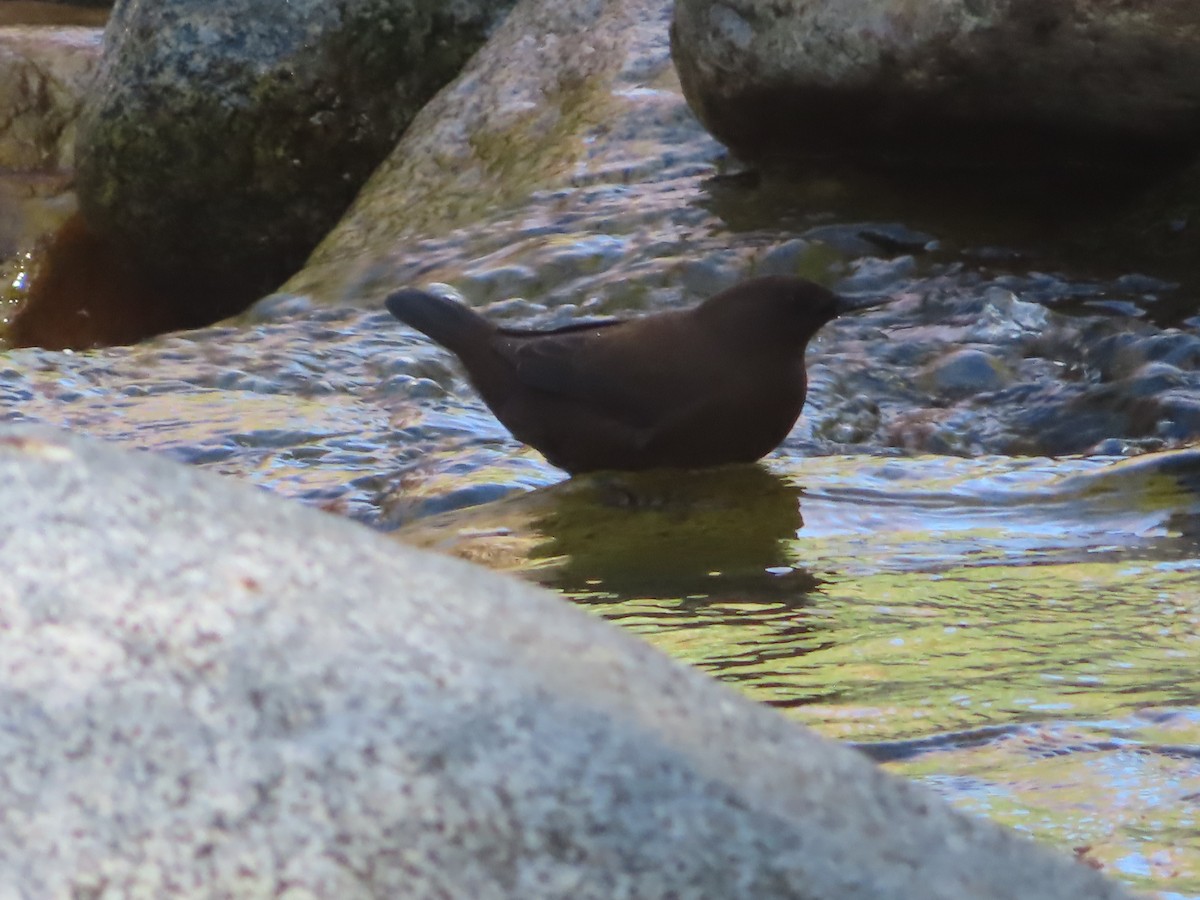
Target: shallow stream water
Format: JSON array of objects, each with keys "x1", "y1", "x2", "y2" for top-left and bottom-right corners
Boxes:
[
  {"x1": 4, "y1": 5, "x2": 1200, "y2": 894},
  {"x1": 397, "y1": 450, "x2": 1200, "y2": 895},
  {"x1": 7, "y1": 153, "x2": 1200, "y2": 900}
]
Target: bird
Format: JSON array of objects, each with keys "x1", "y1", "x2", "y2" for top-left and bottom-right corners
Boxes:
[{"x1": 385, "y1": 275, "x2": 881, "y2": 474}]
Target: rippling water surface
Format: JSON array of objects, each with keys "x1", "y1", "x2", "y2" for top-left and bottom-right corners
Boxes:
[
  {"x1": 398, "y1": 450, "x2": 1200, "y2": 896},
  {"x1": 8, "y1": 198, "x2": 1199, "y2": 896}
]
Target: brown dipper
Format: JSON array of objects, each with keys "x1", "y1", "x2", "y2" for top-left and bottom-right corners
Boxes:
[{"x1": 385, "y1": 275, "x2": 880, "y2": 474}]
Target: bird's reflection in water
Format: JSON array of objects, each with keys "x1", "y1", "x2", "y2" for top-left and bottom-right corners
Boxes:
[{"x1": 525, "y1": 464, "x2": 818, "y2": 602}]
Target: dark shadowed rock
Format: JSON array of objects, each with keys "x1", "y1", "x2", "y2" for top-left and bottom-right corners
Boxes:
[
  {"x1": 74, "y1": 0, "x2": 516, "y2": 321},
  {"x1": 670, "y1": 0, "x2": 1200, "y2": 169}
]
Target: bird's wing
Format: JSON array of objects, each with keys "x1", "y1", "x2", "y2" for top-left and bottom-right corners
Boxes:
[{"x1": 492, "y1": 321, "x2": 677, "y2": 426}]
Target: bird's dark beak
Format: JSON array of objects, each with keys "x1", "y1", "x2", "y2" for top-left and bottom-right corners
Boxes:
[{"x1": 834, "y1": 293, "x2": 891, "y2": 315}]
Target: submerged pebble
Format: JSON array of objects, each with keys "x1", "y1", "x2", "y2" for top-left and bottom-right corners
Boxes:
[{"x1": 918, "y1": 349, "x2": 1012, "y2": 399}]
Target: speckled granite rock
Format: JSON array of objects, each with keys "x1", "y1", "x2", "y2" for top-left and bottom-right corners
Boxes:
[
  {"x1": 0, "y1": 424, "x2": 1137, "y2": 899},
  {"x1": 670, "y1": 0, "x2": 1200, "y2": 167},
  {"x1": 74, "y1": 0, "x2": 516, "y2": 317}
]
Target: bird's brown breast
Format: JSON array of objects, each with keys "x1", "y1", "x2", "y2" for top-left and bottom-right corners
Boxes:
[{"x1": 472, "y1": 313, "x2": 809, "y2": 473}]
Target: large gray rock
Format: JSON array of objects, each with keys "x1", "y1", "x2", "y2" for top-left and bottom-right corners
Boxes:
[
  {"x1": 670, "y1": 0, "x2": 1200, "y2": 167},
  {"x1": 0, "y1": 424, "x2": 1137, "y2": 898},
  {"x1": 0, "y1": 26, "x2": 100, "y2": 172},
  {"x1": 74, "y1": 0, "x2": 515, "y2": 320}
]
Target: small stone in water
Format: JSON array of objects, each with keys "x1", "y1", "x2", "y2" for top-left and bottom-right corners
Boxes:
[
  {"x1": 244, "y1": 293, "x2": 314, "y2": 323},
  {"x1": 919, "y1": 349, "x2": 1011, "y2": 399}
]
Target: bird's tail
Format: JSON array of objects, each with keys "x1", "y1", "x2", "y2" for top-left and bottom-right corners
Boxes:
[{"x1": 384, "y1": 289, "x2": 493, "y2": 357}]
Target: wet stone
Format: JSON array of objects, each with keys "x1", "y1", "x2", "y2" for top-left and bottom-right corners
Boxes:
[
  {"x1": 870, "y1": 339, "x2": 930, "y2": 369},
  {"x1": 835, "y1": 255, "x2": 918, "y2": 296},
  {"x1": 377, "y1": 375, "x2": 448, "y2": 401},
  {"x1": 812, "y1": 396, "x2": 883, "y2": 446},
  {"x1": 919, "y1": 349, "x2": 1013, "y2": 400},
  {"x1": 968, "y1": 246, "x2": 1026, "y2": 263},
  {"x1": 753, "y1": 239, "x2": 812, "y2": 277},
  {"x1": 1088, "y1": 331, "x2": 1149, "y2": 382},
  {"x1": 213, "y1": 371, "x2": 282, "y2": 393},
  {"x1": 1121, "y1": 361, "x2": 1190, "y2": 398},
  {"x1": 962, "y1": 289, "x2": 1051, "y2": 343},
  {"x1": 166, "y1": 445, "x2": 238, "y2": 465},
  {"x1": 1031, "y1": 276, "x2": 1108, "y2": 308},
  {"x1": 538, "y1": 234, "x2": 630, "y2": 286},
  {"x1": 1143, "y1": 332, "x2": 1200, "y2": 369},
  {"x1": 244, "y1": 293, "x2": 316, "y2": 323},
  {"x1": 1083, "y1": 299, "x2": 1147, "y2": 318},
  {"x1": 0, "y1": 387, "x2": 33, "y2": 403},
  {"x1": 1024, "y1": 395, "x2": 1144, "y2": 456},
  {"x1": 888, "y1": 408, "x2": 983, "y2": 456},
  {"x1": 1013, "y1": 356, "x2": 1076, "y2": 387},
  {"x1": 456, "y1": 265, "x2": 541, "y2": 305},
  {"x1": 368, "y1": 352, "x2": 456, "y2": 382},
  {"x1": 802, "y1": 223, "x2": 893, "y2": 257},
  {"x1": 854, "y1": 224, "x2": 938, "y2": 255},
  {"x1": 413, "y1": 481, "x2": 522, "y2": 517},
  {"x1": 1091, "y1": 330, "x2": 1200, "y2": 382},
  {"x1": 479, "y1": 297, "x2": 551, "y2": 320},
  {"x1": 1156, "y1": 394, "x2": 1200, "y2": 440},
  {"x1": 1113, "y1": 273, "x2": 1179, "y2": 295},
  {"x1": 1089, "y1": 438, "x2": 1136, "y2": 456},
  {"x1": 679, "y1": 253, "x2": 745, "y2": 298}
]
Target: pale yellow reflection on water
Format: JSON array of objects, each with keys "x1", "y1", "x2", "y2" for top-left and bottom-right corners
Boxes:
[{"x1": 399, "y1": 449, "x2": 1200, "y2": 895}]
